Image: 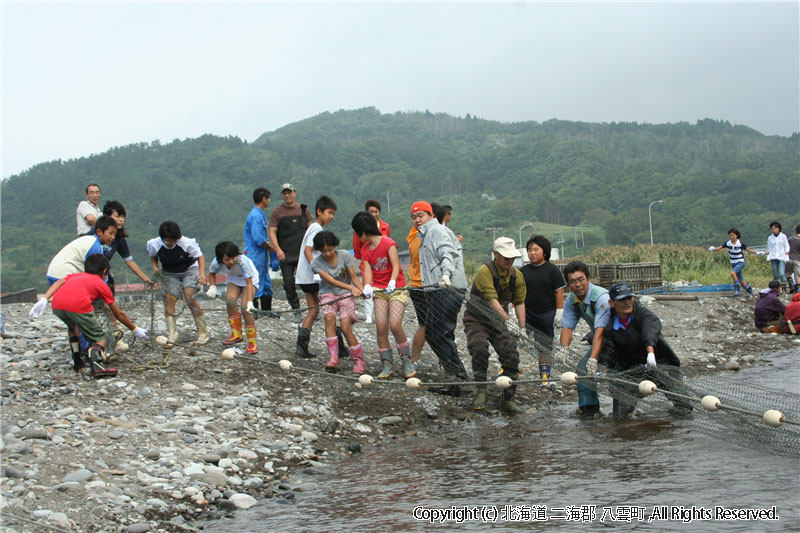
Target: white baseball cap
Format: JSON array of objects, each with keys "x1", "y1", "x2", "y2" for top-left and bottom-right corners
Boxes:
[{"x1": 493, "y1": 237, "x2": 521, "y2": 259}]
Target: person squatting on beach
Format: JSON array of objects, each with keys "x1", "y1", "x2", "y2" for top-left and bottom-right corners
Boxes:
[
  {"x1": 31, "y1": 254, "x2": 148, "y2": 378},
  {"x1": 207, "y1": 241, "x2": 260, "y2": 354}
]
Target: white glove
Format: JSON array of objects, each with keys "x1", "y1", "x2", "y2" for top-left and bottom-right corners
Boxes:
[
  {"x1": 708, "y1": 246, "x2": 716, "y2": 251},
  {"x1": 756, "y1": 251, "x2": 765, "y2": 256},
  {"x1": 385, "y1": 280, "x2": 396, "y2": 294},
  {"x1": 646, "y1": 352, "x2": 657, "y2": 370},
  {"x1": 313, "y1": 273, "x2": 322, "y2": 283},
  {"x1": 363, "y1": 284, "x2": 374, "y2": 299},
  {"x1": 554, "y1": 308, "x2": 563, "y2": 328},
  {"x1": 586, "y1": 358, "x2": 597, "y2": 375},
  {"x1": 30, "y1": 297, "x2": 48, "y2": 318},
  {"x1": 439, "y1": 274, "x2": 451, "y2": 288},
  {"x1": 246, "y1": 301, "x2": 256, "y2": 313},
  {"x1": 206, "y1": 285, "x2": 218, "y2": 299},
  {"x1": 133, "y1": 327, "x2": 148, "y2": 340}
]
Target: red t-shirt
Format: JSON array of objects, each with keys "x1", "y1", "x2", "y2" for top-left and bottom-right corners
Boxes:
[
  {"x1": 359, "y1": 236, "x2": 406, "y2": 289},
  {"x1": 52, "y1": 273, "x2": 114, "y2": 314}
]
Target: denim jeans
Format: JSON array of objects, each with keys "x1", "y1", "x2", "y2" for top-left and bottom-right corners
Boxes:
[
  {"x1": 424, "y1": 288, "x2": 468, "y2": 380},
  {"x1": 770, "y1": 259, "x2": 787, "y2": 283}
]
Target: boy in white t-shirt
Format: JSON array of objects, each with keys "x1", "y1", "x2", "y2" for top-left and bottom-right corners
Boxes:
[{"x1": 294, "y1": 196, "x2": 337, "y2": 358}]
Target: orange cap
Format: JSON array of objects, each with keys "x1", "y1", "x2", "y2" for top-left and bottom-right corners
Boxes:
[{"x1": 411, "y1": 201, "x2": 432, "y2": 214}]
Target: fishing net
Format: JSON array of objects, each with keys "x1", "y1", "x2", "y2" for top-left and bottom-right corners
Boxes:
[{"x1": 117, "y1": 282, "x2": 800, "y2": 457}]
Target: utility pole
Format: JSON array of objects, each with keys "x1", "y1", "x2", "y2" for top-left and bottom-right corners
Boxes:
[
  {"x1": 649, "y1": 200, "x2": 663, "y2": 245},
  {"x1": 485, "y1": 227, "x2": 504, "y2": 243},
  {"x1": 556, "y1": 228, "x2": 565, "y2": 260},
  {"x1": 386, "y1": 191, "x2": 391, "y2": 213}
]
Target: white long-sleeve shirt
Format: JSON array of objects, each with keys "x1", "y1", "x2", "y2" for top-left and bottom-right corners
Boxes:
[{"x1": 767, "y1": 232, "x2": 790, "y2": 261}]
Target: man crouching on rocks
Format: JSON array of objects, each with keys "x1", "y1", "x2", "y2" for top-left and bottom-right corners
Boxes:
[{"x1": 30, "y1": 254, "x2": 148, "y2": 378}]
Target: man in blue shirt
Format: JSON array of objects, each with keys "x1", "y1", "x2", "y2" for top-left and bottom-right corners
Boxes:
[
  {"x1": 559, "y1": 261, "x2": 611, "y2": 418},
  {"x1": 244, "y1": 188, "x2": 273, "y2": 314}
]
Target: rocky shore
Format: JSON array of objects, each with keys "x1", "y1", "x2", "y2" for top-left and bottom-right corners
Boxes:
[{"x1": 1, "y1": 291, "x2": 797, "y2": 532}]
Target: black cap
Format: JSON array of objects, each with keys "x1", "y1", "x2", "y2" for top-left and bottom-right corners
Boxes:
[{"x1": 609, "y1": 282, "x2": 635, "y2": 301}]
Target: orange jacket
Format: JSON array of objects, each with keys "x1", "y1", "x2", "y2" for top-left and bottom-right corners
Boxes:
[{"x1": 406, "y1": 226, "x2": 422, "y2": 287}]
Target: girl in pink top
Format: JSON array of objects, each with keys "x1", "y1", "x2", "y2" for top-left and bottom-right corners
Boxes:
[{"x1": 351, "y1": 212, "x2": 412, "y2": 379}]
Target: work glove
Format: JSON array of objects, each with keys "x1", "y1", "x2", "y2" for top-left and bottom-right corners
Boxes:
[
  {"x1": 586, "y1": 358, "x2": 597, "y2": 375},
  {"x1": 646, "y1": 352, "x2": 657, "y2": 370},
  {"x1": 708, "y1": 246, "x2": 716, "y2": 251},
  {"x1": 206, "y1": 285, "x2": 218, "y2": 299},
  {"x1": 270, "y1": 252, "x2": 280, "y2": 272},
  {"x1": 756, "y1": 251, "x2": 765, "y2": 256},
  {"x1": 363, "y1": 284, "x2": 374, "y2": 299},
  {"x1": 133, "y1": 327, "x2": 148, "y2": 340},
  {"x1": 313, "y1": 274, "x2": 321, "y2": 284},
  {"x1": 30, "y1": 297, "x2": 48, "y2": 318},
  {"x1": 385, "y1": 280, "x2": 396, "y2": 295},
  {"x1": 439, "y1": 274, "x2": 451, "y2": 288},
  {"x1": 554, "y1": 308, "x2": 563, "y2": 328},
  {"x1": 246, "y1": 301, "x2": 256, "y2": 313}
]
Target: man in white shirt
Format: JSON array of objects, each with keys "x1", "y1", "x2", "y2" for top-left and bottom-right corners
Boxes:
[{"x1": 76, "y1": 183, "x2": 102, "y2": 234}]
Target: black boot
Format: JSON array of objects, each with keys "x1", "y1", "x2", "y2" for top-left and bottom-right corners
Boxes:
[
  {"x1": 295, "y1": 327, "x2": 316, "y2": 359},
  {"x1": 68, "y1": 335, "x2": 84, "y2": 371},
  {"x1": 336, "y1": 326, "x2": 350, "y2": 358}
]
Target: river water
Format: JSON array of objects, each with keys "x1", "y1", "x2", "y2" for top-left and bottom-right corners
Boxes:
[{"x1": 205, "y1": 349, "x2": 799, "y2": 531}]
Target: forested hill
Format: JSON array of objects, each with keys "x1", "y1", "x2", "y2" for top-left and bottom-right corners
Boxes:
[{"x1": 2, "y1": 107, "x2": 798, "y2": 292}]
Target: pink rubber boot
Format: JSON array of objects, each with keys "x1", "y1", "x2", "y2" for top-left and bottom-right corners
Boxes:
[
  {"x1": 325, "y1": 337, "x2": 339, "y2": 371},
  {"x1": 350, "y1": 343, "x2": 366, "y2": 375}
]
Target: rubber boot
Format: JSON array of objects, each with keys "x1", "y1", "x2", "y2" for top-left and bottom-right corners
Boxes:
[
  {"x1": 500, "y1": 383, "x2": 524, "y2": 414},
  {"x1": 260, "y1": 295, "x2": 276, "y2": 318},
  {"x1": 325, "y1": 336, "x2": 339, "y2": 371},
  {"x1": 245, "y1": 326, "x2": 258, "y2": 354},
  {"x1": 336, "y1": 327, "x2": 350, "y2": 358},
  {"x1": 224, "y1": 314, "x2": 243, "y2": 345},
  {"x1": 68, "y1": 335, "x2": 84, "y2": 371},
  {"x1": 744, "y1": 282, "x2": 753, "y2": 297},
  {"x1": 472, "y1": 386, "x2": 488, "y2": 410},
  {"x1": 397, "y1": 341, "x2": 415, "y2": 378},
  {"x1": 295, "y1": 327, "x2": 315, "y2": 359},
  {"x1": 539, "y1": 364, "x2": 551, "y2": 387},
  {"x1": 87, "y1": 343, "x2": 117, "y2": 379},
  {"x1": 193, "y1": 314, "x2": 210, "y2": 345},
  {"x1": 350, "y1": 343, "x2": 366, "y2": 375},
  {"x1": 165, "y1": 315, "x2": 178, "y2": 348},
  {"x1": 377, "y1": 348, "x2": 394, "y2": 379},
  {"x1": 733, "y1": 282, "x2": 741, "y2": 297}
]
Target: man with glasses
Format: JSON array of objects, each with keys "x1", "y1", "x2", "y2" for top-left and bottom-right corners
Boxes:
[{"x1": 559, "y1": 261, "x2": 610, "y2": 418}]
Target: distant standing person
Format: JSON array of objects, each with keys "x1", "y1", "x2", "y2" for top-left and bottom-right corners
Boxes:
[
  {"x1": 269, "y1": 184, "x2": 313, "y2": 312},
  {"x1": 442, "y1": 205, "x2": 463, "y2": 243},
  {"x1": 352, "y1": 199, "x2": 390, "y2": 324},
  {"x1": 788, "y1": 224, "x2": 800, "y2": 293},
  {"x1": 709, "y1": 228, "x2": 762, "y2": 297},
  {"x1": 767, "y1": 221, "x2": 790, "y2": 290},
  {"x1": 76, "y1": 183, "x2": 102, "y2": 234},
  {"x1": 244, "y1": 188, "x2": 274, "y2": 314},
  {"x1": 520, "y1": 235, "x2": 565, "y2": 386}
]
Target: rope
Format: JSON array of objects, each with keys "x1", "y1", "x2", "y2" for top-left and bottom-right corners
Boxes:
[{"x1": 0, "y1": 511, "x2": 73, "y2": 532}]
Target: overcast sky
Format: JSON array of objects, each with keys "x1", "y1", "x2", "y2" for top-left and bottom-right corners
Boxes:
[{"x1": 2, "y1": 1, "x2": 798, "y2": 179}]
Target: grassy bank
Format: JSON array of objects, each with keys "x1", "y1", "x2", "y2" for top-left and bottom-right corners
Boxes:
[{"x1": 569, "y1": 244, "x2": 774, "y2": 287}]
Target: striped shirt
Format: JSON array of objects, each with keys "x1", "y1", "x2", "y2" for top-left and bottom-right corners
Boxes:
[{"x1": 723, "y1": 239, "x2": 748, "y2": 265}]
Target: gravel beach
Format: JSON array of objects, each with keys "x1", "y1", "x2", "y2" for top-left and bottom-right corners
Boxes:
[{"x1": 1, "y1": 290, "x2": 797, "y2": 532}]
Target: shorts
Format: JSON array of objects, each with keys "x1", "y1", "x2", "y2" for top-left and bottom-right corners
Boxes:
[
  {"x1": 409, "y1": 288, "x2": 430, "y2": 326},
  {"x1": 319, "y1": 292, "x2": 357, "y2": 322},
  {"x1": 53, "y1": 309, "x2": 105, "y2": 343},
  {"x1": 299, "y1": 283, "x2": 320, "y2": 294},
  {"x1": 162, "y1": 269, "x2": 200, "y2": 297},
  {"x1": 374, "y1": 289, "x2": 409, "y2": 305}
]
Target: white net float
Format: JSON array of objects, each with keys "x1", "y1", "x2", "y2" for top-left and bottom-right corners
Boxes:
[
  {"x1": 278, "y1": 360, "x2": 292, "y2": 371},
  {"x1": 495, "y1": 375, "x2": 513, "y2": 390},
  {"x1": 763, "y1": 409, "x2": 784, "y2": 428},
  {"x1": 560, "y1": 371, "x2": 578, "y2": 386},
  {"x1": 155, "y1": 335, "x2": 168, "y2": 346},
  {"x1": 701, "y1": 395, "x2": 721, "y2": 412},
  {"x1": 221, "y1": 349, "x2": 236, "y2": 360},
  {"x1": 405, "y1": 378, "x2": 422, "y2": 390},
  {"x1": 639, "y1": 380, "x2": 657, "y2": 396},
  {"x1": 358, "y1": 374, "x2": 374, "y2": 387}
]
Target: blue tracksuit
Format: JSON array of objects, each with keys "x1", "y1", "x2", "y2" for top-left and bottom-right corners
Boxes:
[{"x1": 243, "y1": 206, "x2": 272, "y2": 298}]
